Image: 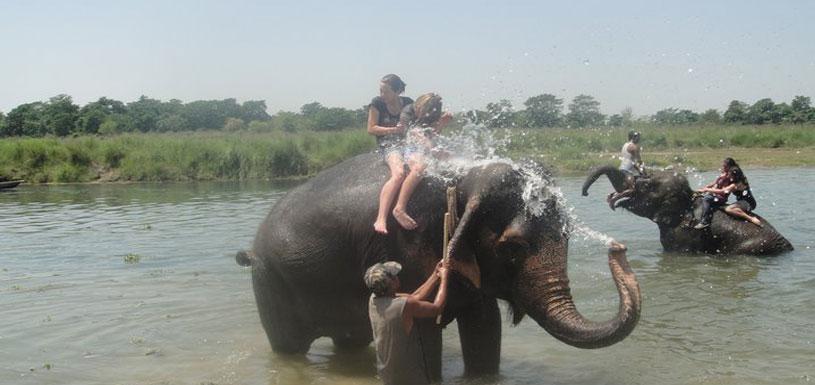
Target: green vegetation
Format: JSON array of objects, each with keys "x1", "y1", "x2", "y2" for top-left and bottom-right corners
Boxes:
[
  {"x1": 1, "y1": 124, "x2": 813, "y2": 183},
  {"x1": 2, "y1": 92, "x2": 814, "y2": 182},
  {"x1": 502, "y1": 124, "x2": 815, "y2": 174},
  {"x1": 0, "y1": 130, "x2": 374, "y2": 183}
]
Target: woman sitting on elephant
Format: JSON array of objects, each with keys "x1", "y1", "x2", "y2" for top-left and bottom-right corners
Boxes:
[
  {"x1": 368, "y1": 74, "x2": 414, "y2": 234},
  {"x1": 693, "y1": 157, "x2": 737, "y2": 229},
  {"x1": 391, "y1": 93, "x2": 453, "y2": 231},
  {"x1": 724, "y1": 166, "x2": 761, "y2": 227}
]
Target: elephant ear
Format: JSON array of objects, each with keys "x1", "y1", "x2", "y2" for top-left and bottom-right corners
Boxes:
[{"x1": 447, "y1": 198, "x2": 482, "y2": 288}]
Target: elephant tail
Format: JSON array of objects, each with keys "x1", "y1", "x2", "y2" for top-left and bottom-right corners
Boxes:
[{"x1": 236, "y1": 249, "x2": 256, "y2": 266}]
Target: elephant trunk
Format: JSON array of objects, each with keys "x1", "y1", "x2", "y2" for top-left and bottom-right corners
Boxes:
[
  {"x1": 582, "y1": 166, "x2": 627, "y2": 196},
  {"x1": 516, "y1": 241, "x2": 641, "y2": 349}
]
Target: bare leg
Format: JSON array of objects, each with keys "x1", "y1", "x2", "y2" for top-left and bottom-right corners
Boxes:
[
  {"x1": 373, "y1": 153, "x2": 406, "y2": 234},
  {"x1": 392, "y1": 153, "x2": 426, "y2": 230},
  {"x1": 725, "y1": 206, "x2": 762, "y2": 227}
]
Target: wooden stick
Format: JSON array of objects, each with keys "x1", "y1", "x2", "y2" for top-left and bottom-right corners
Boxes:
[{"x1": 437, "y1": 186, "x2": 457, "y2": 324}]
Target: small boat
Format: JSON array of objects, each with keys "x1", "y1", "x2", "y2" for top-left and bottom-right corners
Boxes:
[{"x1": 0, "y1": 180, "x2": 24, "y2": 190}]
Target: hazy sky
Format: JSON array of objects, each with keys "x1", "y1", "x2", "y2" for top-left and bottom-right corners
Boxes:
[{"x1": 1, "y1": 0, "x2": 813, "y2": 116}]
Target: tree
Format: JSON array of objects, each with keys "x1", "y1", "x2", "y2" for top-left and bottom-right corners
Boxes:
[
  {"x1": 565, "y1": 94, "x2": 604, "y2": 128},
  {"x1": 723, "y1": 100, "x2": 748, "y2": 123},
  {"x1": 0, "y1": 112, "x2": 5, "y2": 132},
  {"x1": 2, "y1": 102, "x2": 46, "y2": 136},
  {"x1": 42, "y1": 94, "x2": 79, "y2": 136},
  {"x1": 620, "y1": 107, "x2": 634, "y2": 126},
  {"x1": 300, "y1": 102, "x2": 324, "y2": 117},
  {"x1": 76, "y1": 97, "x2": 127, "y2": 134},
  {"x1": 240, "y1": 100, "x2": 271, "y2": 122},
  {"x1": 607, "y1": 114, "x2": 624, "y2": 127},
  {"x1": 310, "y1": 107, "x2": 357, "y2": 131},
  {"x1": 790, "y1": 95, "x2": 813, "y2": 124},
  {"x1": 522, "y1": 94, "x2": 562, "y2": 127},
  {"x1": 699, "y1": 109, "x2": 721, "y2": 124},
  {"x1": 746, "y1": 98, "x2": 780, "y2": 124},
  {"x1": 127, "y1": 96, "x2": 164, "y2": 132},
  {"x1": 156, "y1": 114, "x2": 190, "y2": 132},
  {"x1": 484, "y1": 99, "x2": 514, "y2": 128},
  {"x1": 223, "y1": 117, "x2": 246, "y2": 131}
]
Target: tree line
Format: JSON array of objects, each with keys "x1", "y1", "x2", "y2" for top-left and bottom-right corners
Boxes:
[
  {"x1": 467, "y1": 94, "x2": 815, "y2": 128},
  {"x1": 1, "y1": 93, "x2": 813, "y2": 137},
  {"x1": 0, "y1": 95, "x2": 368, "y2": 137}
]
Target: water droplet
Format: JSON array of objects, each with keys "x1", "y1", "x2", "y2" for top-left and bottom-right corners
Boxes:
[{"x1": 687, "y1": 68, "x2": 694, "y2": 73}]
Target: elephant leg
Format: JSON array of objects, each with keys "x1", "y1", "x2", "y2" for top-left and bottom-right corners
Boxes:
[
  {"x1": 415, "y1": 318, "x2": 443, "y2": 382},
  {"x1": 457, "y1": 295, "x2": 501, "y2": 376},
  {"x1": 252, "y1": 266, "x2": 315, "y2": 354}
]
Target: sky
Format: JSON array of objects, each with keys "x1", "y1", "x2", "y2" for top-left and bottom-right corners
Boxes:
[{"x1": 1, "y1": 0, "x2": 813, "y2": 116}]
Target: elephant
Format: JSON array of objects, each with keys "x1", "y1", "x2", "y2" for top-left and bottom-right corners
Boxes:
[
  {"x1": 581, "y1": 165, "x2": 793, "y2": 256},
  {"x1": 236, "y1": 153, "x2": 642, "y2": 380}
]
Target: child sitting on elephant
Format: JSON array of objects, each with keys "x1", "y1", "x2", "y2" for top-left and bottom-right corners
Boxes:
[{"x1": 390, "y1": 93, "x2": 453, "y2": 231}]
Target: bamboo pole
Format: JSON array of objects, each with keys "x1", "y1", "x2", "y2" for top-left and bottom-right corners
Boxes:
[{"x1": 437, "y1": 186, "x2": 457, "y2": 324}]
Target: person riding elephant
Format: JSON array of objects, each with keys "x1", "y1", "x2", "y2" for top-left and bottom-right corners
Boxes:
[
  {"x1": 582, "y1": 165, "x2": 793, "y2": 255},
  {"x1": 237, "y1": 153, "x2": 642, "y2": 381}
]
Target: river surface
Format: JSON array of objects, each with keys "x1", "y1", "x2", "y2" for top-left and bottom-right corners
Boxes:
[{"x1": 1, "y1": 168, "x2": 813, "y2": 385}]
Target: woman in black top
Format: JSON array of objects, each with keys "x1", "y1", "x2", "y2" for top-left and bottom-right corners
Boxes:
[
  {"x1": 368, "y1": 74, "x2": 413, "y2": 234},
  {"x1": 724, "y1": 167, "x2": 761, "y2": 226}
]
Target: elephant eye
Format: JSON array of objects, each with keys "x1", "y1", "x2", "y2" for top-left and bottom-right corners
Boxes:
[{"x1": 496, "y1": 241, "x2": 529, "y2": 262}]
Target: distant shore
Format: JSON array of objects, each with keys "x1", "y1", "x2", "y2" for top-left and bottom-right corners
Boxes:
[{"x1": 1, "y1": 124, "x2": 813, "y2": 184}]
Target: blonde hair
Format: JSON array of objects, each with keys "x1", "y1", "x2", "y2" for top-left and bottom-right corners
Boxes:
[{"x1": 413, "y1": 93, "x2": 443, "y2": 126}]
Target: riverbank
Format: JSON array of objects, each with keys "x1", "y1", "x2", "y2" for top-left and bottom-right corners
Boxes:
[{"x1": 1, "y1": 124, "x2": 813, "y2": 183}]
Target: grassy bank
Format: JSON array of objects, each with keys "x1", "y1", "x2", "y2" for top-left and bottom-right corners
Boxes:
[
  {"x1": 503, "y1": 123, "x2": 815, "y2": 174},
  {"x1": 0, "y1": 130, "x2": 374, "y2": 183},
  {"x1": 1, "y1": 124, "x2": 813, "y2": 183}
]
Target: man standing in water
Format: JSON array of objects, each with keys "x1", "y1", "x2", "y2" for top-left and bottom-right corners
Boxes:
[
  {"x1": 365, "y1": 261, "x2": 449, "y2": 385},
  {"x1": 608, "y1": 131, "x2": 644, "y2": 208}
]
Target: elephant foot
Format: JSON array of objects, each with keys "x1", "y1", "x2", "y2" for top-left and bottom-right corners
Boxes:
[{"x1": 392, "y1": 207, "x2": 418, "y2": 230}]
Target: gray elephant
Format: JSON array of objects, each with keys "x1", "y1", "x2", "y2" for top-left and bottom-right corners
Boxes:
[
  {"x1": 237, "y1": 153, "x2": 641, "y2": 380},
  {"x1": 582, "y1": 165, "x2": 793, "y2": 255}
]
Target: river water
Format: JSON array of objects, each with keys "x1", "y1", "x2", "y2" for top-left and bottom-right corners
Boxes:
[{"x1": 1, "y1": 168, "x2": 813, "y2": 385}]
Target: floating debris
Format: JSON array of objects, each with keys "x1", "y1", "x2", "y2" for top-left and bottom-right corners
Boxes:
[{"x1": 123, "y1": 254, "x2": 142, "y2": 264}]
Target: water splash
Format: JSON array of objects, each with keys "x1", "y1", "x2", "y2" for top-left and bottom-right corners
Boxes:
[{"x1": 418, "y1": 119, "x2": 613, "y2": 245}]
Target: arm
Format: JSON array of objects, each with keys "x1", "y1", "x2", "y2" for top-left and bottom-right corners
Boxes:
[
  {"x1": 630, "y1": 144, "x2": 643, "y2": 169},
  {"x1": 404, "y1": 267, "x2": 449, "y2": 319},
  {"x1": 430, "y1": 112, "x2": 453, "y2": 134},
  {"x1": 409, "y1": 267, "x2": 441, "y2": 299},
  {"x1": 367, "y1": 107, "x2": 404, "y2": 136},
  {"x1": 705, "y1": 183, "x2": 736, "y2": 195}
]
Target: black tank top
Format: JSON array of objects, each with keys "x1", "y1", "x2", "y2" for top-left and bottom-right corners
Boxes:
[{"x1": 369, "y1": 96, "x2": 413, "y2": 149}]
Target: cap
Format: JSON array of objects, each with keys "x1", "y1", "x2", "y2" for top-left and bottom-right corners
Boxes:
[{"x1": 364, "y1": 261, "x2": 402, "y2": 295}]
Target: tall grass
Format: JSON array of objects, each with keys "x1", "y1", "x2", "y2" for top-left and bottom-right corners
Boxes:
[
  {"x1": 0, "y1": 130, "x2": 375, "y2": 183},
  {"x1": 0, "y1": 124, "x2": 812, "y2": 183}
]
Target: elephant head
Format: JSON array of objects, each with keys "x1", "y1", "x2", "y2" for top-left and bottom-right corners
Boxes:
[
  {"x1": 448, "y1": 162, "x2": 641, "y2": 348},
  {"x1": 582, "y1": 166, "x2": 693, "y2": 228}
]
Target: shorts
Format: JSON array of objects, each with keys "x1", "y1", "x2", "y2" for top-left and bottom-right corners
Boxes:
[{"x1": 729, "y1": 200, "x2": 753, "y2": 212}]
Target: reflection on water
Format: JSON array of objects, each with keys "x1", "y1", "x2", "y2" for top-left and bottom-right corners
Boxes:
[{"x1": 1, "y1": 169, "x2": 813, "y2": 385}]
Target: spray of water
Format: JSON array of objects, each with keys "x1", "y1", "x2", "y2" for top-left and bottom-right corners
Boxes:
[{"x1": 415, "y1": 119, "x2": 614, "y2": 246}]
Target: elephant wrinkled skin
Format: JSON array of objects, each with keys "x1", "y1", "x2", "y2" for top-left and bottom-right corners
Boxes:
[{"x1": 237, "y1": 153, "x2": 642, "y2": 379}]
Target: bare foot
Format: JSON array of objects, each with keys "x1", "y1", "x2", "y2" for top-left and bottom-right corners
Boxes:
[
  {"x1": 749, "y1": 217, "x2": 763, "y2": 227},
  {"x1": 392, "y1": 207, "x2": 418, "y2": 230},
  {"x1": 373, "y1": 219, "x2": 388, "y2": 234}
]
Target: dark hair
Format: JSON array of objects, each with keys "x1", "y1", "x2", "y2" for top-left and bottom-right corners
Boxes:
[
  {"x1": 723, "y1": 157, "x2": 739, "y2": 170},
  {"x1": 628, "y1": 130, "x2": 640, "y2": 141},
  {"x1": 381, "y1": 74, "x2": 406, "y2": 94},
  {"x1": 730, "y1": 167, "x2": 749, "y2": 186}
]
